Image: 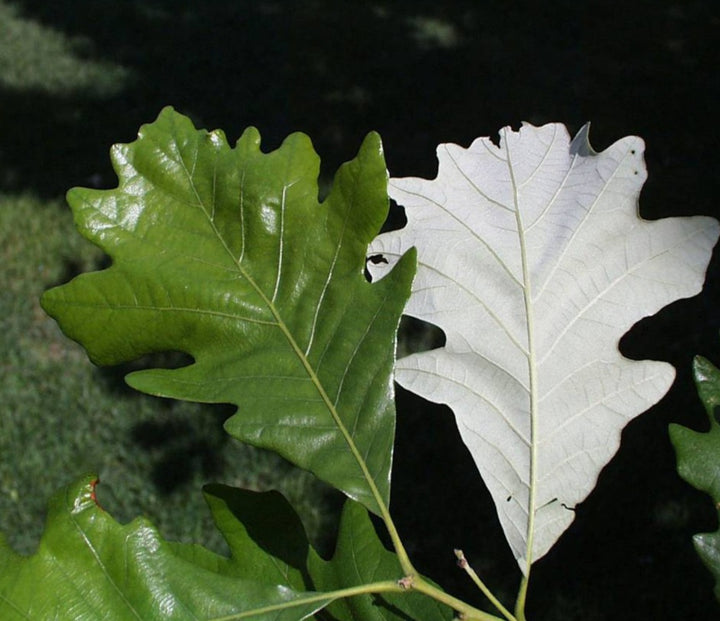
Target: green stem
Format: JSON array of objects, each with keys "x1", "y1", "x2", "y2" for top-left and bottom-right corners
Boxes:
[
  {"x1": 211, "y1": 576, "x2": 506, "y2": 621},
  {"x1": 412, "y1": 576, "x2": 505, "y2": 621},
  {"x1": 209, "y1": 580, "x2": 403, "y2": 620},
  {"x1": 454, "y1": 550, "x2": 516, "y2": 620},
  {"x1": 514, "y1": 573, "x2": 530, "y2": 621}
]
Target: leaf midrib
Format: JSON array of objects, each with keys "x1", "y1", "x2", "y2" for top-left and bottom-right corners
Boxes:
[
  {"x1": 67, "y1": 514, "x2": 145, "y2": 620},
  {"x1": 503, "y1": 128, "x2": 539, "y2": 574},
  {"x1": 178, "y1": 140, "x2": 389, "y2": 516}
]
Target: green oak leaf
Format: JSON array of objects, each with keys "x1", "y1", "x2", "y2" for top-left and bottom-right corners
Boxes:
[
  {"x1": 200, "y1": 485, "x2": 313, "y2": 591},
  {"x1": 670, "y1": 355, "x2": 720, "y2": 601},
  {"x1": 309, "y1": 502, "x2": 453, "y2": 621},
  {"x1": 41, "y1": 107, "x2": 415, "y2": 515},
  {"x1": 203, "y1": 485, "x2": 452, "y2": 620},
  {"x1": 0, "y1": 476, "x2": 331, "y2": 620}
]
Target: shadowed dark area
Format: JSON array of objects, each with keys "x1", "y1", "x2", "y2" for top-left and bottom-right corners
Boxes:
[
  {"x1": 131, "y1": 404, "x2": 232, "y2": 493},
  {"x1": 3, "y1": 1, "x2": 719, "y2": 618}
]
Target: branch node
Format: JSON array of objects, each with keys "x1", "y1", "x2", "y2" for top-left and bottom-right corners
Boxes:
[{"x1": 397, "y1": 575, "x2": 414, "y2": 590}]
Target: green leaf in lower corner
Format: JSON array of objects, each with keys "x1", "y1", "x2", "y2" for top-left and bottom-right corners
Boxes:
[
  {"x1": 0, "y1": 476, "x2": 331, "y2": 620},
  {"x1": 200, "y1": 484, "x2": 313, "y2": 591},
  {"x1": 40, "y1": 107, "x2": 415, "y2": 516},
  {"x1": 308, "y1": 502, "x2": 453, "y2": 621},
  {"x1": 669, "y1": 355, "x2": 720, "y2": 601},
  {"x1": 203, "y1": 484, "x2": 452, "y2": 620}
]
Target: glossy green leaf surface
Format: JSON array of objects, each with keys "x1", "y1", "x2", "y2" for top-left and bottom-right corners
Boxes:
[
  {"x1": 308, "y1": 501, "x2": 453, "y2": 621},
  {"x1": 0, "y1": 476, "x2": 330, "y2": 620},
  {"x1": 670, "y1": 355, "x2": 720, "y2": 601},
  {"x1": 41, "y1": 108, "x2": 415, "y2": 515}
]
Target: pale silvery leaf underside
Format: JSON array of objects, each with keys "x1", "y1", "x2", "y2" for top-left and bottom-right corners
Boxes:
[{"x1": 368, "y1": 122, "x2": 719, "y2": 572}]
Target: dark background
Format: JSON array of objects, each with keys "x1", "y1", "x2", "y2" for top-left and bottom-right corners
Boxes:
[{"x1": 2, "y1": 1, "x2": 719, "y2": 619}]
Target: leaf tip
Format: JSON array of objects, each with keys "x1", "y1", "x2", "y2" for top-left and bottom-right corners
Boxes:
[
  {"x1": 67, "y1": 474, "x2": 103, "y2": 515},
  {"x1": 694, "y1": 355, "x2": 718, "y2": 385},
  {"x1": 237, "y1": 125, "x2": 262, "y2": 150},
  {"x1": 570, "y1": 122, "x2": 596, "y2": 156},
  {"x1": 360, "y1": 130, "x2": 385, "y2": 158}
]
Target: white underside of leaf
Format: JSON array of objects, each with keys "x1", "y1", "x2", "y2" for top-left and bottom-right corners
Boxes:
[{"x1": 368, "y1": 123, "x2": 719, "y2": 572}]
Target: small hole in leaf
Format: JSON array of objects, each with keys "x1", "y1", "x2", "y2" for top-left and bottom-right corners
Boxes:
[
  {"x1": 364, "y1": 254, "x2": 389, "y2": 282},
  {"x1": 631, "y1": 149, "x2": 636, "y2": 155}
]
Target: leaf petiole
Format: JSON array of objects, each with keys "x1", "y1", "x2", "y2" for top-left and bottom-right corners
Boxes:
[
  {"x1": 411, "y1": 576, "x2": 506, "y2": 621},
  {"x1": 514, "y1": 573, "x2": 530, "y2": 621},
  {"x1": 454, "y1": 549, "x2": 516, "y2": 621},
  {"x1": 207, "y1": 577, "x2": 503, "y2": 621},
  {"x1": 208, "y1": 580, "x2": 402, "y2": 620}
]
